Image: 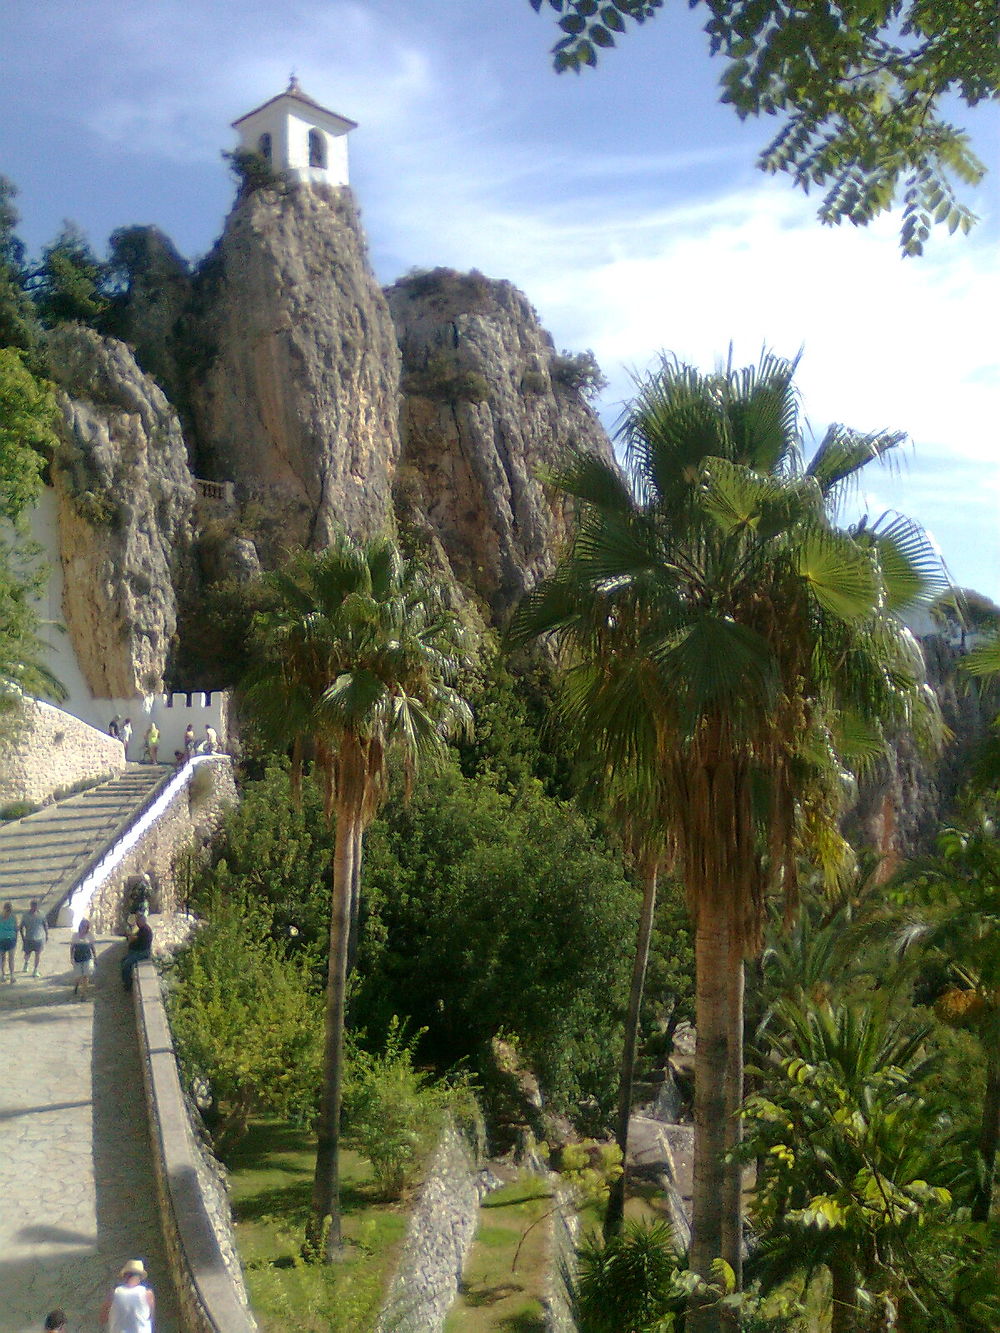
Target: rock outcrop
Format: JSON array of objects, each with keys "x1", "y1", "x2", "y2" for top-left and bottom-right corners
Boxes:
[
  {"x1": 47, "y1": 325, "x2": 196, "y2": 698},
  {"x1": 850, "y1": 634, "x2": 988, "y2": 861},
  {"x1": 387, "y1": 269, "x2": 616, "y2": 620},
  {"x1": 187, "y1": 183, "x2": 401, "y2": 556}
]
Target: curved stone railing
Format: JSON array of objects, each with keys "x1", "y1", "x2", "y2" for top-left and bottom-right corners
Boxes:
[{"x1": 134, "y1": 960, "x2": 256, "y2": 1333}]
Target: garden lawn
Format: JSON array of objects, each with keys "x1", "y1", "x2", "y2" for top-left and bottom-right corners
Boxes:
[
  {"x1": 227, "y1": 1119, "x2": 410, "y2": 1333},
  {"x1": 446, "y1": 1176, "x2": 553, "y2": 1332}
]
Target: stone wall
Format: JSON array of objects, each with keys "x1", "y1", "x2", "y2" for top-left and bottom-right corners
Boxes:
[
  {"x1": 544, "y1": 1182, "x2": 580, "y2": 1333},
  {"x1": 133, "y1": 961, "x2": 256, "y2": 1333},
  {"x1": 0, "y1": 697, "x2": 125, "y2": 808},
  {"x1": 63, "y1": 757, "x2": 236, "y2": 931},
  {"x1": 376, "y1": 1121, "x2": 483, "y2": 1333}
]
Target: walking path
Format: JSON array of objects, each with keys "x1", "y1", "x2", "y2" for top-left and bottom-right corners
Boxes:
[
  {"x1": 0, "y1": 765, "x2": 170, "y2": 919},
  {"x1": 0, "y1": 928, "x2": 182, "y2": 1332}
]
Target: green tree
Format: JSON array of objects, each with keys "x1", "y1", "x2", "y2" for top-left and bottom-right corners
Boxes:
[
  {"x1": 0, "y1": 178, "x2": 43, "y2": 366},
  {"x1": 242, "y1": 534, "x2": 472, "y2": 1262},
  {"x1": 0, "y1": 348, "x2": 64, "y2": 721},
  {"x1": 528, "y1": 0, "x2": 996, "y2": 253},
  {"x1": 188, "y1": 763, "x2": 334, "y2": 954},
  {"x1": 30, "y1": 223, "x2": 109, "y2": 329},
  {"x1": 510, "y1": 351, "x2": 942, "y2": 1329},
  {"x1": 357, "y1": 760, "x2": 638, "y2": 1114}
]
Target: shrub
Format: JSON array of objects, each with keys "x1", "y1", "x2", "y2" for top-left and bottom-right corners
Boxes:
[
  {"x1": 343, "y1": 1017, "x2": 480, "y2": 1199},
  {"x1": 520, "y1": 368, "x2": 549, "y2": 394},
  {"x1": 551, "y1": 349, "x2": 608, "y2": 400},
  {"x1": 571, "y1": 1221, "x2": 685, "y2": 1333},
  {"x1": 168, "y1": 893, "x2": 323, "y2": 1155},
  {"x1": 395, "y1": 267, "x2": 494, "y2": 313},
  {"x1": 0, "y1": 800, "x2": 39, "y2": 821},
  {"x1": 224, "y1": 148, "x2": 283, "y2": 197},
  {"x1": 402, "y1": 350, "x2": 490, "y2": 404}
]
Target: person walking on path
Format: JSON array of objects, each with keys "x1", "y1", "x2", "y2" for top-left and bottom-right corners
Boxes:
[
  {"x1": 100, "y1": 1259, "x2": 155, "y2": 1332},
  {"x1": 202, "y1": 724, "x2": 219, "y2": 754},
  {"x1": 183, "y1": 722, "x2": 196, "y2": 758},
  {"x1": 121, "y1": 914, "x2": 153, "y2": 993},
  {"x1": 20, "y1": 899, "x2": 48, "y2": 976},
  {"x1": 121, "y1": 717, "x2": 133, "y2": 758},
  {"x1": 0, "y1": 901, "x2": 18, "y2": 982},
  {"x1": 70, "y1": 918, "x2": 96, "y2": 1000}
]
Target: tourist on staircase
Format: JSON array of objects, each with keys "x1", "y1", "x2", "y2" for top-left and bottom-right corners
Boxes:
[{"x1": 0, "y1": 902, "x2": 18, "y2": 983}]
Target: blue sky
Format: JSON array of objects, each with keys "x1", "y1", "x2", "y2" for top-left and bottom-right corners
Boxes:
[{"x1": 4, "y1": 0, "x2": 999, "y2": 599}]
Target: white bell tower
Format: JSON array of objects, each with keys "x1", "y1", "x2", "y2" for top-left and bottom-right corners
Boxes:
[{"x1": 232, "y1": 76, "x2": 357, "y2": 188}]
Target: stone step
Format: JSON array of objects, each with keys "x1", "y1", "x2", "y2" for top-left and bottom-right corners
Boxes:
[{"x1": 0, "y1": 764, "x2": 172, "y2": 919}]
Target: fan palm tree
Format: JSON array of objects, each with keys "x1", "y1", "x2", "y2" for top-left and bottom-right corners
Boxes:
[
  {"x1": 243, "y1": 534, "x2": 472, "y2": 1260},
  {"x1": 510, "y1": 351, "x2": 943, "y2": 1328}
]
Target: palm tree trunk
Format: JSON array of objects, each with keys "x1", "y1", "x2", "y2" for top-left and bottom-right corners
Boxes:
[
  {"x1": 688, "y1": 902, "x2": 733, "y2": 1333},
  {"x1": 972, "y1": 1045, "x2": 1000, "y2": 1222},
  {"x1": 604, "y1": 863, "x2": 658, "y2": 1240},
  {"x1": 720, "y1": 942, "x2": 744, "y2": 1301},
  {"x1": 829, "y1": 1254, "x2": 858, "y2": 1333},
  {"x1": 346, "y1": 821, "x2": 364, "y2": 976},
  {"x1": 308, "y1": 773, "x2": 360, "y2": 1262}
]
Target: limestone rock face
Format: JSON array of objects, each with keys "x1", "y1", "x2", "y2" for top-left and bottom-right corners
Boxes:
[
  {"x1": 187, "y1": 183, "x2": 401, "y2": 554},
  {"x1": 849, "y1": 635, "x2": 987, "y2": 861},
  {"x1": 47, "y1": 326, "x2": 197, "y2": 698},
  {"x1": 387, "y1": 270, "x2": 617, "y2": 620}
]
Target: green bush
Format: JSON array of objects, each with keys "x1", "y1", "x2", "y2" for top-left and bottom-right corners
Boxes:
[
  {"x1": 168, "y1": 894, "x2": 323, "y2": 1155},
  {"x1": 572, "y1": 1221, "x2": 685, "y2": 1333},
  {"x1": 402, "y1": 350, "x2": 490, "y2": 404},
  {"x1": 0, "y1": 800, "x2": 39, "y2": 821},
  {"x1": 343, "y1": 1017, "x2": 480, "y2": 1199},
  {"x1": 550, "y1": 349, "x2": 608, "y2": 400},
  {"x1": 187, "y1": 764, "x2": 333, "y2": 956}
]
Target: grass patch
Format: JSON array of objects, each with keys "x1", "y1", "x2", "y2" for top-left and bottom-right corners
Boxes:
[
  {"x1": 227, "y1": 1118, "x2": 410, "y2": 1332},
  {"x1": 446, "y1": 1174, "x2": 553, "y2": 1332}
]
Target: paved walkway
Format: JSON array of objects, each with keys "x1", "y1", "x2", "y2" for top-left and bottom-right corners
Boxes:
[
  {"x1": 0, "y1": 929, "x2": 182, "y2": 1333},
  {"x1": 0, "y1": 765, "x2": 170, "y2": 920}
]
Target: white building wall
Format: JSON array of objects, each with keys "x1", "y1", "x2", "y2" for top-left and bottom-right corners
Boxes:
[{"x1": 234, "y1": 103, "x2": 350, "y2": 187}]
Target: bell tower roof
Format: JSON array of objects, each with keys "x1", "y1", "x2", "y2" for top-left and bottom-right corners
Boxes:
[{"x1": 232, "y1": 77, "x2": 357, "y2": 134}]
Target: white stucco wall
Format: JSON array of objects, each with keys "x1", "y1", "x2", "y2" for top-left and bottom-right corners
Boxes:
[{"x1": 235, "y1": 100, "x2": 351, "y2": 186}]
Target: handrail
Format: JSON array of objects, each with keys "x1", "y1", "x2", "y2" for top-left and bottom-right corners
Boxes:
[{"x1": 58, "y1": 756, "x2": 230, "y2": 929}]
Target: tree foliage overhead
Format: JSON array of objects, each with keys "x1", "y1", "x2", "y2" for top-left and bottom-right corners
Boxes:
[
  {"x1": 0, "y1": 348, "x2": 64, "y2": 717},
  {"x1": 28, "y1": 223, "x2": 110, "y2": 329},
  {"x1": 0, "y1": 178, "x2": 43, "y2": 368},
  {"x1": 529, "y1": 0, "x2": 997, "y2": 253}
]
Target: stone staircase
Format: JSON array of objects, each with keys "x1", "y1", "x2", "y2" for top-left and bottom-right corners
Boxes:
[{"x1": 0, "y1": 763, "x2": 171, "y2": 918}]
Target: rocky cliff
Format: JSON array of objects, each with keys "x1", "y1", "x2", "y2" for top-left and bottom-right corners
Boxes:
[
  {"x1": 47, "y1": 325, "x2": 196, "y2": 697},
  {"x1": 388, "y1": 269, "x2": 616, "y2": 620},
  {"x1": 186, "y1": 183, "x2": 401, "y2": 557},
  {"x1": 850, "y1": 635, "x2": 988, "y2": 860}
]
